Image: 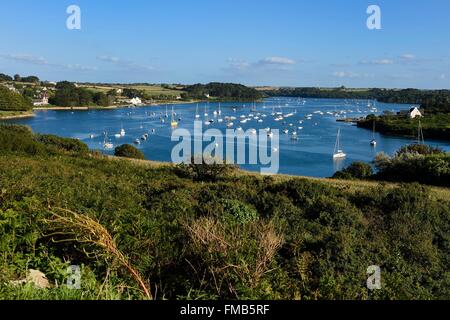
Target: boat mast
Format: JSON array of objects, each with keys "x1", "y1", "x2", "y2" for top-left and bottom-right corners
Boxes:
[
  {"x1": 418, "y1": 120, "x2": 425, "y2": 144},
  {"x1": 334, "y1": 129, "x2": 340, "y2": 153},
  {"x1": 372, "y1": 120, "x2": 376, "y2": 139}
]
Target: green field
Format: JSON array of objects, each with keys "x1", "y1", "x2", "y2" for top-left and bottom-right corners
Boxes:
[{"x1": 79, "y1": 84, "x2": 184, "y2": 99}]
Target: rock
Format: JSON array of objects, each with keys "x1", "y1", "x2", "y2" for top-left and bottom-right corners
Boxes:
[{"x1": 10, "y1": 269, "x2": 50, "y2": 289}]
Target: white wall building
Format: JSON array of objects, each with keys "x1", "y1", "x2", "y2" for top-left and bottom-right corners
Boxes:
[
  {"x1": 409, "y1": 107, "x2": 422, "y2": 119},
  {"x1": 129, "y1": 97, "x2": 142, "y2": 105}
]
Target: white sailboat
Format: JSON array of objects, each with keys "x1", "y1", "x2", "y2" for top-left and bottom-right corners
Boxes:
[
  {"x1": 333, "y1": 128, "x2": 346, "y2": 159},
  {"x1": 195, "y1": 104, "x2": 200, "y2": 119},
  {"x1": 370, "y1": 120, "x2": 377, "y2": 146},
  {"x1": 103, "y1": 132, "x2": 114, "y2": 150},
  {"x1": 171, "y1": 106, "x2": 178, "y2": 128}
]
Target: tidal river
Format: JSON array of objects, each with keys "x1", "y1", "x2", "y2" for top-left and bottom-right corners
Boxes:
[{"x1": 6, "y1": 97, "x2": 450, "y2": 178}]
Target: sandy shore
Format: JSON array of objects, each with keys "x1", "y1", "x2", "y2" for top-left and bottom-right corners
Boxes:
[
  {"x1": 32, "y1": 100, "x2": 197, "y2": 112},
  {"x1": 0, "y1": 112, "x2": 36, "y2": 120}
]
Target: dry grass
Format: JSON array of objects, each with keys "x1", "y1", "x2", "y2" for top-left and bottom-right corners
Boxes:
[
  {"x1": 185, "y1": 217, "x2": 284, "y2": 296},
  {"x1": 44, "y1": 207, "x2": 152, "y2": 299}
]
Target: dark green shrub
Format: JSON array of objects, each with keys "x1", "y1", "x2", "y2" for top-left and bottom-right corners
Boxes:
[
  {"x1": 374, "y1": 148, "x2": 450, "y2": 186},
  {"x1": 176, "y1": 156, "x2": 237, "y2": 182},
  {"x1": 36, "y1": 134, "x2": 89, "y2": 155},
  {"x1": 220, "y1": 199, "x2": 258, "y2": 224},
  {"x1": 0, "y1": 124, "x2": 43, "y2": 155},
  {"x1": 114, "y1": 144, "x2": 145, "y2": 160},
  {"x1": 332, "y1": 162, "x2": 374, "y2": 180},
  {"x1": 397, "y1": 144, "x2": 443, "y2": 156}
]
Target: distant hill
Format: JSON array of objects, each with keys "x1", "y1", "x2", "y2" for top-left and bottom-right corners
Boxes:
[{"x1": 263, "y1": 87, "x2": 450, "y2": 112}]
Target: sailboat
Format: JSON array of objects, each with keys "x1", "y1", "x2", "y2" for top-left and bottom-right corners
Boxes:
[
  {"x1": 165, "y1": 105, "x2": 169, "y2": 118},
  {"x1": 171, "y1": 106, "x2": 178, "y2": 128},
  {"x1": 417, "y1": 120, "x2": 425, "y2": 144},
  {"x1": 204, "y1": 104, "x2": 208, "y2": 117},
  {"x1": 195, "y1": 104, "x2": 200, "y2": 119},
  {"x1": 370, "y1": 120, "x2": 377, "y2": 146},
  {"x1": 120, "y1": 123, "x2": 126, "y2": 137},
  {"x1": 103, "y1": 132, "x2": 114, "y2": 150},
  {"x1": 333, "y1": 128, "x2": 346, "y2": 159}
]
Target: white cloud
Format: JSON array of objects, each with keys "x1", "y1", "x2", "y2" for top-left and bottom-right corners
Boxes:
[
  {"x1": 226, "y1": 58, "x2": 251, "y2": 71},
  {"x1": 97, "y1": 55, "x2": 120, "y2": 63},
  {"x1": 259, "y1": 56, "x2": 296, "y2": 65},
  {"x1": 360, "y1": 59, "x2": 394, "y2": 65},
  {"x1": 400, "y1": 53, "x2": 416, "y2": 60},
  {"x1": 0, "y1": 53, "x2": 97, "y2": 72},
  {"x1": 65, "y1": 64, "x2": 98, "y2": 71},
  {"x1": 332, "y1": 71, "x2": 359, "y2": 78},
  {"x1": 224, "y1": 56, "x2": 297, "y2": 76},
  {"x1": 96, "y1": 55, "x2": 153, "y2": 72},
  {"x1": 0, "y1": 53, "x2": 49, "y2": 65}
]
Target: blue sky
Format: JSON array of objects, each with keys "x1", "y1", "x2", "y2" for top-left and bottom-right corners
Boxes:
[{"x1": 0, "y1": 0, "x2": 449, "y2": 88}]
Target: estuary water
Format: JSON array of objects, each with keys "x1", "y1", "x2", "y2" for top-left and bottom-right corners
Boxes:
[{"x1": 6, "y1": 97, "x2": 450, "y2": 178}]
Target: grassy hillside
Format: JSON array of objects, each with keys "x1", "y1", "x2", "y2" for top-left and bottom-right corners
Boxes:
[
  {"x1": 0, "y1": 86, "x2": 33, "y2": 111},
  {"x1": 0, "y1": 125, "x2": 449, "y2": 300}
]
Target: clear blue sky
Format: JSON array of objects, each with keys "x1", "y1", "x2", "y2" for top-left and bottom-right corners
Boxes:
[{"x1": 1, "y1": 0, "x2": 449, "y2": 88}]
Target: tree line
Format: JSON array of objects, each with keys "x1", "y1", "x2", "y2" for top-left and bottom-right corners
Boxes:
[
  {"x1": 183, "y1": 82, "x2": 264, "y2": 101},
  {"x1": 49, "y1": 81, "x2": 114, "y2": 107},
  {"x1": 0, "y1": 73, "x2": 40, "y2": 83},
  {"x1": 263, "y1": 87, "x2": 450, "y2": 112}
]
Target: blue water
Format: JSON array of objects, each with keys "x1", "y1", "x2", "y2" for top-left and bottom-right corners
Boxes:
[{"x1": 5, "y1": 97, "x2": 450, "y2": 178}]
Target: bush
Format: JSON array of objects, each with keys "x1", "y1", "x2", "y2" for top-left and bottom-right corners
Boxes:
[
  {"x1": 0, "y1": 124, "x2": 43, "y2": 155},
  {"x1": 114, "y1": 144, "x2": 145, "y2": 160},
  {"x1": 396, "y1": 144, "x2": 443, "y2": 156},
  {"x1": 220, "y1": 199, "x2": 259, "y2": 224},
  {"x1": 176, "y1": 156, "x2": 237, "y2": 182},
  {"x1": 36, "y1": 134, "x2": 89, "y2": 155},
  {"x1": 374, "y1": 147, "x2": 450, "y2": 187},
  {"x1": 332, "y1": 162, "x2": 374, "y2": 180},
  {"x1": 0, "y1": 125, "x2": 89, "y2": 156}
]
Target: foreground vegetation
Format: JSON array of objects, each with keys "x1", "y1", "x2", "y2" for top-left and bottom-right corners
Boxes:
[{"x1": 0, "y1": 124, "x2": 449, "y2": 300}]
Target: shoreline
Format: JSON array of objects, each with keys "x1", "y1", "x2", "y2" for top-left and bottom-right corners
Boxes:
[
  {"x1": 0, "y1": 111, "x2": 36, "y2": 120},
  {"x1": 32, "y1": 100, "x2": 198, "y2": 112}
]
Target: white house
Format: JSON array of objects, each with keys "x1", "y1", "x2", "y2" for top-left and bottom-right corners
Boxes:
[
  {"x1": 129, "y1": 97, "x2": 142, "y2": 105},
  {"x1": 408, "y1": 107, "x2": 422, "y2": 119},
  {"x1": 33, "y1": 91, "x2": 49, "y2": 106}
]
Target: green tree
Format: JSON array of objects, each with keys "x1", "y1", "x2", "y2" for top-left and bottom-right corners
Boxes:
[
  {"x1": 0, "y1": 73, "x2": 13, "y2": 82},
  {"x1": 114, "y1": 144, "x2": 145, "y2": 160},
  {"x1": 333, "y1": 162, "x2": 374, "y2": 180}
]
